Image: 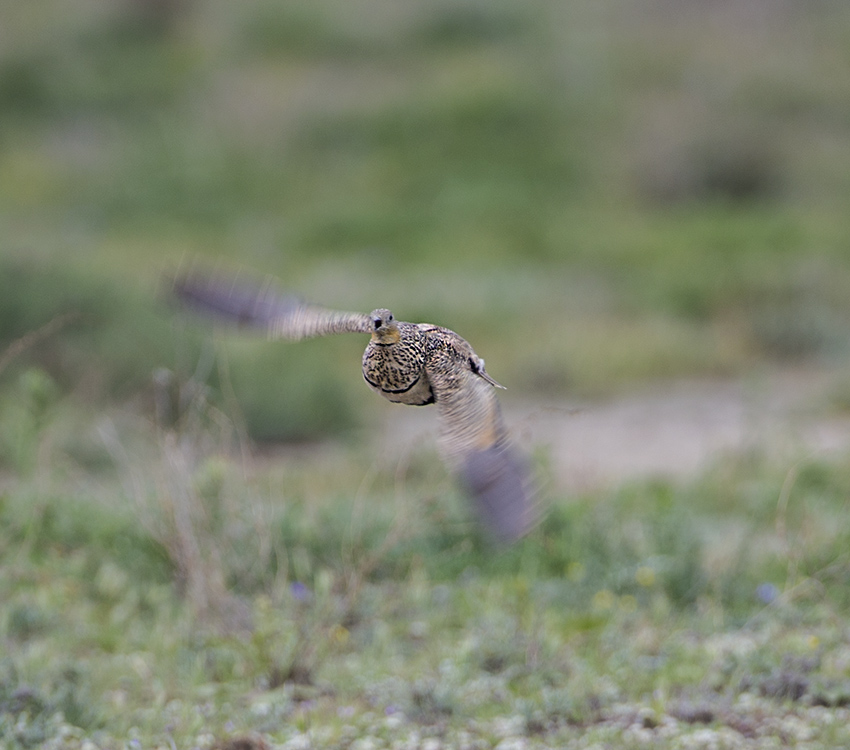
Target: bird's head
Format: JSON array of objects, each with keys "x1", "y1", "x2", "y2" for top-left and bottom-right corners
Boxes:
[{"x1": 369, "y1": 308, "x2": 400, "y2": 343}]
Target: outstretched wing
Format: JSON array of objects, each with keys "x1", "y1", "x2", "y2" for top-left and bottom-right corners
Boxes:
[
  {"x1": 172, "y1": 270, "x2": 372, "y2": 340},
  {"x1": 425, "y1": 343, "x2": 537, "y2": 543}
]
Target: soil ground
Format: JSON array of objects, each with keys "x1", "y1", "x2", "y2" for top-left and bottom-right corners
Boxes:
[{"x1": 380, "y1": 368, "x2": 850, "y2": 492}]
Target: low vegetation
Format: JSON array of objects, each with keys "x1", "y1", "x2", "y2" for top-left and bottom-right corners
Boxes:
[{"x1": 2, "y1": 366, "x2": 850, "y2": 748}]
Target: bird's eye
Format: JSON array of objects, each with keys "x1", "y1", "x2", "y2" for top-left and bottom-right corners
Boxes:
[{"x1": 387, "y1": 313, "x2": 393, "y2": 322}]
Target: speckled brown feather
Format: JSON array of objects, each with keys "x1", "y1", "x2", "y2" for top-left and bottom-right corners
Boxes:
[
  {"x1": 172, "y1": 269, "x2": 537, "y2": 542},
  {"x1": 362, "y1": 319, "x2": 433, "y2": 405}
]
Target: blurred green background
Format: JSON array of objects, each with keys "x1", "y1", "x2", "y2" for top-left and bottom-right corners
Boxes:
[{"x1": 3, "y1": 0, "x2": 850, "y2": 440}]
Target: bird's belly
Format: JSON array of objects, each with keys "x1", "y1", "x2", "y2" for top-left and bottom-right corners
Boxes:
[
  {"x1": 363, "y1": 368, "x2": 434, "y2": 405},
  {"x1": 383, "y1": 374, "x2": 434, "y2": 405}
]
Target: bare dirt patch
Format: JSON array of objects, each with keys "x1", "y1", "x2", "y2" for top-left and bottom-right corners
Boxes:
[{"x1": 382, "y1": 368, "x2": 850, "y2": 493}]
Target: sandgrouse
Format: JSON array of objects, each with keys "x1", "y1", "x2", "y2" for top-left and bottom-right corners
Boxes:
[{"x1": 173, "y1": 269, "x2": 536, "y2": 543}]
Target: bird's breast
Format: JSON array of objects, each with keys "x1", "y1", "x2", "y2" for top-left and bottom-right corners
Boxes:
[{"x1": 361, "y1": 335, "x2": 433, "y2": 405}]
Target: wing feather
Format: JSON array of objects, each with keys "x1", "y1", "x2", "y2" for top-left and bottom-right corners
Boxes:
[
  {"x1": 427, "y1": 355, "x2": 536, "y2": 542},
  {"x1": 172, "y1": 271, "x2": 371, "y2": 340}
]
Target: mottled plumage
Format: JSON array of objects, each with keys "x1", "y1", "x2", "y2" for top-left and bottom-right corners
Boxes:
[{"x1": 173, "y1": 270, "x2": 536, "y2": 543}]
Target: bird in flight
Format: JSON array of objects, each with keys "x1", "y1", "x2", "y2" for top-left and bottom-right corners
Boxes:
[{"x1": 173, "y1": 269, "x2": 537, "y2": 543}]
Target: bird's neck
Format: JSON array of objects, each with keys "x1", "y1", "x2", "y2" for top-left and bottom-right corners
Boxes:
[{"x1": 371, "y1": 326, "x2": 401, "y2": 345}]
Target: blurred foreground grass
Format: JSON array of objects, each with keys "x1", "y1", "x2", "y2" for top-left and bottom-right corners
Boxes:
[{"x1": 1, "y1": 369, "x2": 850, "y2": 748}]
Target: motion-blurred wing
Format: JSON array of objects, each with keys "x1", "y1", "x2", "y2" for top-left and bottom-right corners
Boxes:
[
  {"x1": 463, "y1": 443, "x2": 535, "y2": 544},
  {"x1": 172, "y1": 271, "x2": 372, "y2": 340},
  {"x1": 427, "y1": 360, "x2": 537, "y2": 543}
]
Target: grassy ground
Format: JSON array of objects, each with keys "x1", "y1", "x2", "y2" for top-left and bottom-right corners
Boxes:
[
  {"x1": 2, "y1": 380, "x2": 850, "y2": 748},
  {"x1": 2, "y1": 0, "x2": 850, "y2": 747}
]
